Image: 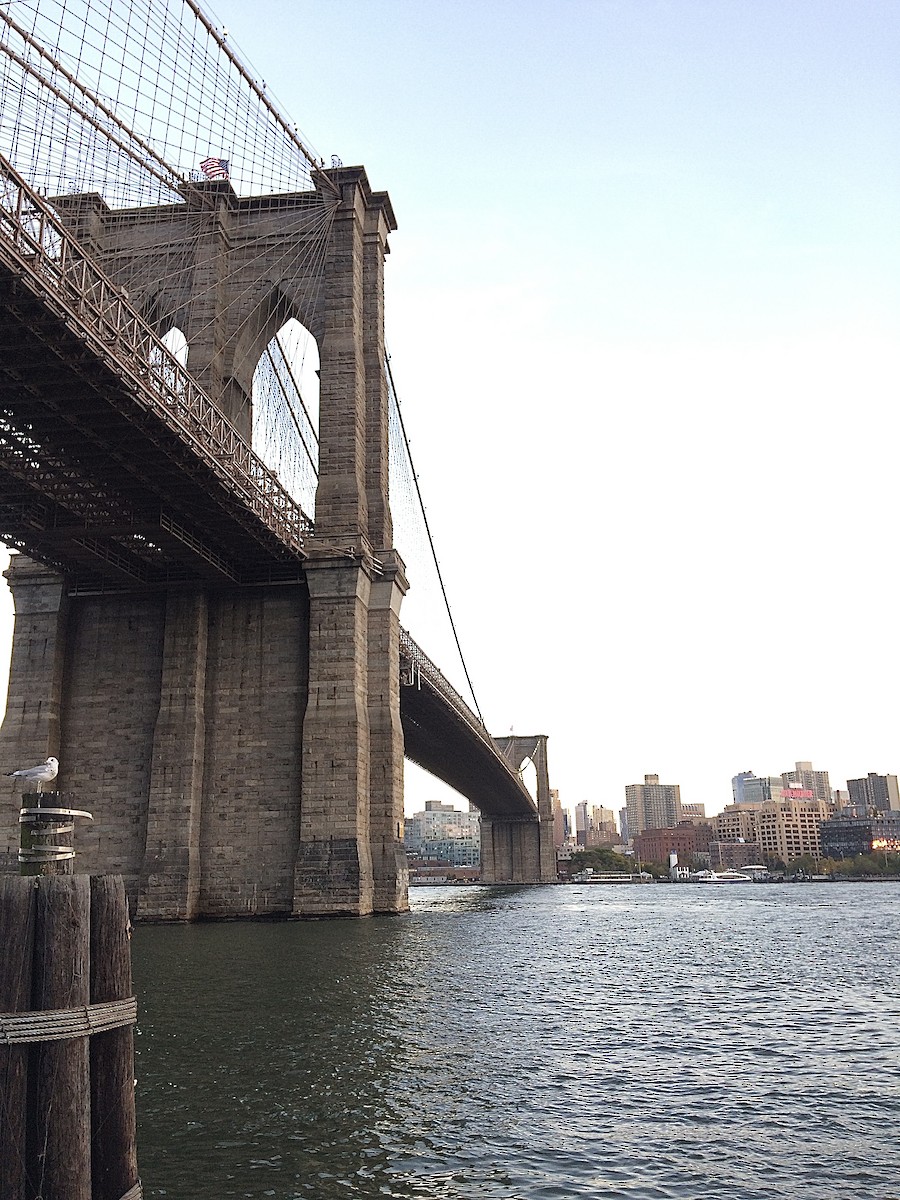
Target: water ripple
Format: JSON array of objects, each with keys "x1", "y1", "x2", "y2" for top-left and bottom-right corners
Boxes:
[{"x1": 134, "y1": 883, "x2": 900, "y2": 1199}]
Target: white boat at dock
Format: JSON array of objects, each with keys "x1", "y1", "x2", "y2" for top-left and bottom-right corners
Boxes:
[
  {"x1": 695, "y1": 869, "x2": 753, "y2": 884},
  {"x1": 571, "y1": 869, "x2": 653, "y2": 884}
]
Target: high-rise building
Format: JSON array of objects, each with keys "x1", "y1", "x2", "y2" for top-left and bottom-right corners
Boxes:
[
  {"x1": 551, "y1": 789, "x2": 572, "y2": 848},
  {"x1": 732, "y1": 771, "x2": 755, "y2": 805},
  {"x1": 589, "y1": 805, "x2": 618, "y2": 845},
  {"x1": 755, "y1": 796, "x2": 830, "y2": 864},
  {"x1": 625, "y1": 774, "x2": 682, "y2": 837},
  {"x1": 847, "y1": 773, "x2": 900, "y2": 814},
  {"x1": 574, "y1": 800, "x2": 589, "y2": 847},
  {"x1": 712, "y1": 804, "x2": 759, "y2": 843},
  {"x1": 781, "y1": 761, "x2": 832, "y2": 806},
  {"x1": 404, "y1": 801, "x2": 481, "y2": 866},
  {"x1": 619, "y1": 807, "x2": 630, "y2": 844},
  {"x1": 732, "y1": 771, "x2": 784, "y2": 805},
  {"x1": 573, "y1": 802, "x2": 618, "y2": 846}
]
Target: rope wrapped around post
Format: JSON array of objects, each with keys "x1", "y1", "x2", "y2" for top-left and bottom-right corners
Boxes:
[
  {"x1": 0, "y1": 995, "x2": 138, "y2": 1044},
  {"x1": 0, "y1": 874, "x2": 141, "y2": 1200}
]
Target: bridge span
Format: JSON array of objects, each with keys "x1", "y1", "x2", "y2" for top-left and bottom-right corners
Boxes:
[{"x1": 0, "y1": 155, "x2": 555, "y2": 915}]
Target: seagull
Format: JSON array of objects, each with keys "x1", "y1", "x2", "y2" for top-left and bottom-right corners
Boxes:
[{"x1": 6, "y1": 756, "x2": 58, "y2": 792}]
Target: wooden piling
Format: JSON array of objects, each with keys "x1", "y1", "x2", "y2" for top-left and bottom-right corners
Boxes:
[
  {"x1": 90, "y1": 875, "x2": 140, "y2": 1200},
  {"x1": 18, "y1": 792, "x2": 85, "y2": 878},
  {"x1": 0, "y1": 876, "x2": 35, "y2": 1200},
  {"x1": 0, "y1": 874, "x2": 140, "y2": 1200},
  {"x1": 29, "y1": 874, "x2": 93, "y2": 1200}
]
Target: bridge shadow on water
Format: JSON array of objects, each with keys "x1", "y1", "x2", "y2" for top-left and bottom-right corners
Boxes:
[
  {"x1": 134, "y1": 886, "x2": 582, "y2": 1200},
  {"x1": 134, "y1": 902, "x2": 537, "y2": 1200},
  {"x1": 135, "y1": 916, "x2": 435, "y2": 1199}
]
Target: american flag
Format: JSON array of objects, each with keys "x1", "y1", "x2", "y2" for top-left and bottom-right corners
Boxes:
[{"x1": 200, "y1": 157, "x2": 229, "y2": 180}]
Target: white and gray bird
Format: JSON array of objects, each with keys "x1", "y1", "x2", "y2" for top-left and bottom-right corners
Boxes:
[{"x1": 5, "y1": 756, "x2": 58, "y2": 792}]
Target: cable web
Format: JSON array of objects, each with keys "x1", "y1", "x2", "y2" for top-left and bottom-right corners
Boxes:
[
  {"x1": 0, "y1": 0, "x2": 322, "y2": 205},
  {"x1": 1, "y1": 0, "x2": 338, "y2": 524},
  {"x1": 251, "y1": 320, "x2": 320, "y2": 518}
]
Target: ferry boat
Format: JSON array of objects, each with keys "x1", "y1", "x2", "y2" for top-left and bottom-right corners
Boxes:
[
  {"x1": 571, "y1": 869, "x2": 653, "y2": 884},
  {"x1": 696, "y1": 869, "x2": 752, "y2": 884}
]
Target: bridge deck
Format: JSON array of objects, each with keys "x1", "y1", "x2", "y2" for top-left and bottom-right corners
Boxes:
[
  {"x1": 400, "y1": 633, "x2": 538, "y2": 818},
  {"x1": 0, "y1": 159, "x2": 310, "y2": 588}
]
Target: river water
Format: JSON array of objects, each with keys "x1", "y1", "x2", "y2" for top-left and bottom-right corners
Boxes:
[{"x1": 132, "y1": 883, "x2": 900, "y2": 1200}]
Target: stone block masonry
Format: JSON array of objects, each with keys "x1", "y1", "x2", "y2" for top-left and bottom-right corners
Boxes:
[
  {"x1": 0, "y1": 165, "x2": 411, "y2": 916},
  {"x1": 0, "y1": 559, "x2": 313, "y2": 918}
]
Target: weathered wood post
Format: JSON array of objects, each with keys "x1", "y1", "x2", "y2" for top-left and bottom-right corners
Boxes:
[
  {"x1": 18, "y1": 791, "x2": 93, "y2": 877},
  {"x1": 0, "y1": 793, "x2": 140, "y2": 1200},
  {"x1": 0, "y1": 876, "x2": 33, "y2": 1200},
  {"x1": 29, "y1": 874, "x2": 93, "y2": 1200},
  {"x1": 90, "y1": 875, "x2": 140, "y2": 1200}
]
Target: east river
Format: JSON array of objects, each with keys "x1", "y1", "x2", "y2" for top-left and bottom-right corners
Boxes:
[{"x1": 132, "y1": 884, "x2": 900, "y2": 1199}]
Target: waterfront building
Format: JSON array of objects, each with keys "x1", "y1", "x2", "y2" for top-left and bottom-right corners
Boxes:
[
  {"x1": 847, "y1": 773, "x2": 900, "y2": 814},
  {"x1": 619, "y1": 807, "x2": 629, "y2": 844},
  {"x1": 625, "y1": 774, "x2": 682, "y2": 837},
  {"x1": 820, "y1": 811, "x2": 900, "y2": 859},
  {"x1": 755, "y1": 796, "x2": 830, "y2": 864},
  {"x1": 404, "y1": 801, "x2": 481, "y2": 867},
  {"x1": 781, "y1": 761, "x2": 832, "y2": 806},
  {"x1": 709, "y1": 840, "x2": 764, "y2": 870},
  {"x1": 712, "y1": 804, "x2": 759, "y2": 843},
  {"x1": 634, "y1": 822, "x2": 712, "y2": 868}
]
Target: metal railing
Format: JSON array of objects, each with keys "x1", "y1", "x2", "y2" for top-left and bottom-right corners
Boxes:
[{"x1": 0, "y1": 154, "x2": 312, "y2": 558}]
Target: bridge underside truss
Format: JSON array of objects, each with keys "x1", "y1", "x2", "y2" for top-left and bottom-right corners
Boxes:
[
  {"x1": 0, "y1": 262, "x2": 307, "y2": 589},
  {"x1": 0, "y1": 157, "x2": 311, "y2": 589}
]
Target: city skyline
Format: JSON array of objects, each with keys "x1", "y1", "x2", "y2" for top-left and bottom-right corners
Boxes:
[{"x1": 408, "y1": 758, "x2": 899, "y2": 824}]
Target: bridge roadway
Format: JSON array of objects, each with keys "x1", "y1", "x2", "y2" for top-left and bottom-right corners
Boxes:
[{"x1": 0, "y1": 156, "x2": 537, "y2": 821}]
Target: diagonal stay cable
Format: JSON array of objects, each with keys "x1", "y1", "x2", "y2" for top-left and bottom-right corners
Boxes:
[{"x1": 385, "y1": 351, "x2": 484, "y2": 727}]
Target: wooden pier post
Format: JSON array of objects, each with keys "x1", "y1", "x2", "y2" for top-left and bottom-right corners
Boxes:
[
  {"x1": 0, "y1": 875, "x2": 141, "y2": 1200},
  {"x1": 0, "y1": 876, "x2": 34, "y2": 1200},
  {"x1": 29, "y1": 874, "x2": 93, "y2": 1200},
  {"x1": 90, "y1": 875, "x2": 140, "y2": 1200},
  {"x1": 18, "y1": 792, "x2": 92, "y2": 877}
]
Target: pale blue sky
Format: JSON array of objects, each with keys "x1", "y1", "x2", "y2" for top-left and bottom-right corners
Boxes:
[{"x1": 3, "y1": 0, "x2": 898, "y2": 818}]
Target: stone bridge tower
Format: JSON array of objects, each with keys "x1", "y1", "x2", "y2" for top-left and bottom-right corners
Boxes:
[
  {"x1": 0, "y1": 167, "x2": 409, "y2": 918},
  {"x1": 483, "y1": 735, "x2": 557, "y2": 883}
]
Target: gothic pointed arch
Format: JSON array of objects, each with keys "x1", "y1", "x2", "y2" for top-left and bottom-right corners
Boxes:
[{"x1": 252, "y1": 317, "x2": 320, "y2": 518}]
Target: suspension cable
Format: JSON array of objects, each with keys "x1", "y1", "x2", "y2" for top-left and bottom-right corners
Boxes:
[{"x1": 385, "y1": 352, "x2": 485, "y2": 726}]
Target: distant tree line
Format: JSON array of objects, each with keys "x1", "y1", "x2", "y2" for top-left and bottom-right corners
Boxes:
[
  {"x1": 788, "y1": 851, "x2": 900, "y2": 878},
  {"x1": 567, "y1": 847, "x2": 644, "y2": 873}
]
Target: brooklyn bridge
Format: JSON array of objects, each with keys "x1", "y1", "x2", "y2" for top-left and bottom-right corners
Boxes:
[{"x1": 0, "y1": 0, "x2": 555, "y2": 916}]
